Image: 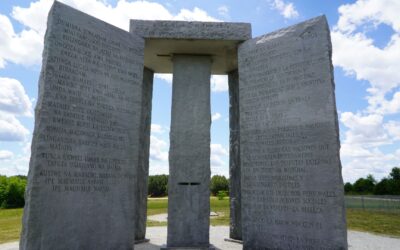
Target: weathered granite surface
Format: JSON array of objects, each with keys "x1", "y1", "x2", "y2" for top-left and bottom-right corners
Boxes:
[
  {"x1": 135, "y1": 67, "x2": 154, "y2": 241},
  {"x1": 130, "y1": 20, "x2": 251, "y2": 40},
  {"x1": 129, "y1": 20, "x2": 251, "y2": 74},
  {"x1": 20, "y1": 2, "x2": 144, "y2": 249},
  {"x1": 238, "y1": 16, "x2": 347, "y2": 249},
  {"x1": 167, "y1": 55, "x2": 212, "y2": 248},
  {"x1": 228, "y1": 70, "x2": 242, "y2": 241}
]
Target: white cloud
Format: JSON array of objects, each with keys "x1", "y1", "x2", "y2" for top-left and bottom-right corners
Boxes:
[
  {"x1": 333, "y1": 0, "x2": 400, "y2": 182},
  {"x1": 0, "y1": 112, "x2": 30, "y2": 141},
  {"x1": 341, "y1": 147, "x2": 398, "y2": 183},
  {"x1": 384, "y1": 120, "x2": 400, "y2": 140},
  {"x1": 269, "y1": 0, "x2": 299, "y2": 19},
  {"x1": 154, "y1": 74, "x2": 228, "y2": 93},
  {"x1": 0, "y1": 150, "x2": 14, "y2": 160},
  {"x1": 332, "y1": 0, "x2": 400, "y2": 113},
  {"x1": 211, "y1": 75, "x2": 228, "y2": 92},
  {"x1": 217, "y1": 5, "x2": 229, "y2": 19},
  {"x1": 210, "y1": 143, "x2": 228, "y2": 169},
  {"x1": 174, "y1": 7, "x2": 219, "y2": 22},
  {"x1": 340, "y1": 112, "x2": 389, "y2": 146},
  {"x1": 151, "y1": 124, "x2": 165, "y2": 134},
  {"x1": 211, "y1": 113, "x2": 221, "y2": 122},
  {"x1": 0, "y1": 141, "x2": 31, "y2": 175},
  {"x1": 150, "y1": 135, "x2": 168, "y2": 162},
  {"x1": 0, "y1": 77, "x2": 33, "y2": 116},
  {"x1": 155, "y1": 74, "x2": 173, "y2": 85},
  {"x1": 0, "y1": 14, "x2": 43, "y2": 68},
  {"x1": 1, "y1": 0, "x2": 219, "y2": 68}
]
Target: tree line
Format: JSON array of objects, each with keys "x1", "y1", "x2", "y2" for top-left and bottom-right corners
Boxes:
[
  {"x1": 0, "y1": 174, "x2": 230, "y2": 208},
  {"x1": 344, "y1": 167, "x2": 400, "y2": 195},
  {"x1": 0, "y1": 175, "x2": 27, "y2": 208},
  {"x1": 3, "y1": 167, "x2": 398, "y2": 209},
  {"x1": 148, "y1": 174, "x2": 229, "y2": 197}
]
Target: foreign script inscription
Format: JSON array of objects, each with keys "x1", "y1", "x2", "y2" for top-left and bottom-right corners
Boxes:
[
  {"x1": 21, "y1": 2, "x2": 144, "y2": 249},
  {"x1": 238, "y1": 16, "x2": 347, "y2": 249}
]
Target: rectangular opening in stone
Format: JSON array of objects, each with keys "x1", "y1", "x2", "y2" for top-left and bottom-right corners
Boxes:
[{"x1": 178, "y1": 182, "x2": 201, "y2": 186}]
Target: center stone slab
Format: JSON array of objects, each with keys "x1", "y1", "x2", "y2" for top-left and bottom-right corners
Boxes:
[{"x1": 167, "y1": 55, "x2": 212, "y2": 248}]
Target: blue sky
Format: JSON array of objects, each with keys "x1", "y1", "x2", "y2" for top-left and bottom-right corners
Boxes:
[{"x1": 0, "y1": 0, "x2": 399, "y2": 183}]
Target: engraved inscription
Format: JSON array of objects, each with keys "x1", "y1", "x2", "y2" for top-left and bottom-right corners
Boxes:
[{"x1": 239, "y1": 17, "x2": 346, "y2": 249}]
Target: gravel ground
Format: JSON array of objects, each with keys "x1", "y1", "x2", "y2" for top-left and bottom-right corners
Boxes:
[{"x1": 2, "y1": 227, "x2": 399, "y2": 249}]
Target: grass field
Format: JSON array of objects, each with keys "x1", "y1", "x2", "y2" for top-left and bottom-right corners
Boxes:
[{"x1": 1, "y1": 197, "x2": 400, "y2": 244}]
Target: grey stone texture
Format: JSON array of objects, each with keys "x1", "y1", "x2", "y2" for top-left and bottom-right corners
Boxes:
[
  {"x1": 20, "y1": 2, "x2": 144, "y2": 249},
  {"x1": 129, "y1": 20, "x2": 251, "y2": 74},
  {"x1": 238, "y1": 16, "x2": 347, "y2": 249},
  {"x1": 130, "y1": 20, "x2": 251, "y2": 40},
  {"x1": 228, "y1": 70, "x2": 242, "y2": 241},
  {"x1": 135, "y1": 67, "x2": 154, "y2": 241},
  {"x1": 167, "y1": 55, "x2": 212, "y2": 248}
]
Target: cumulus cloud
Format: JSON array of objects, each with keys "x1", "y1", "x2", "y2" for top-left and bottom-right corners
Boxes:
[
  {"x1": 210, "y1": 143, "x2": 228, "y2": 168},
  {"x1": 332, "y1": 0, "x2": 400, "y2": 182},
  {"x1": 155, "y1": 74, "x2": 173, "y2": 85},
  {"x1": 154, "y1": 74, "x2": 228, "y2": 93},
  {"x1": 149, "y1": 135, "x2": 168, "y2": 162},
  {"x1": 211, "y1": 75, "x2": 228, "y2": 92},
  {"x1": 332, "y1": 0, "x2": 400, "y2": 112},
  {"x1": 0, "y1": 141, "x2": 31, "y2": 175},
  {"x1": 211, "y1": 113, "x2": 221, "y2": 122},
  {"x1": 0, "y1": 112, "x2": 30, "y2": 141},
  {"x1": 151, "y1": 124, "x2": 166, "y2": 134},
  {"x1": 0, "y1": 0, "x2": 219, "y2": 68},
  {"x1": 340, "y1": 112, "x2": 388, "y2": 146},
  {"x1": 0, "y1": 14, "x2": 43, "y2": 68},
  {"x1": 0, "y1": 150, "x2": 14, "y2": 160},
  {"x1": 0, "y1": 77, "x2": 33, "y2": 116},
  {"x1": 269, "y1": 0, "x2": 299, "y2": 19},
  {"x1": 217, "y1": 5, "x2": 229, "y2": 19}
]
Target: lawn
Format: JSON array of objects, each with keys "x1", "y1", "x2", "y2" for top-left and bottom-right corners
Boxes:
[
  {"x1": 1, "y1": 197, "x2": 400, "y2": 244},
  {"x1": 0, "y1": 208, "x2": 23, "y2": 244}
]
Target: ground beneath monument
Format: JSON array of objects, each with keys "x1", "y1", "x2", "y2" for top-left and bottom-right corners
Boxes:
[{"x1": 1, "y1": 227, "x2": 399, "y2": 250}]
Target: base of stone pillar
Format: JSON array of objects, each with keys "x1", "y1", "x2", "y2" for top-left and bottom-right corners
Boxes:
[
  {"x1": 224, "y1": 238, "x2": 243, "y2": 244},
  {"x1": 160, "y1": 244, "x2": 215, "y2": 250},
  {"x1": 134, "y1": 238, "x2": 150, "y2": 244}
]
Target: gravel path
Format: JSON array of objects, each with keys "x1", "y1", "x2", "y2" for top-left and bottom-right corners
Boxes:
[{"x1": 2, "y1": 227, "x2": 399, "y2": 249}]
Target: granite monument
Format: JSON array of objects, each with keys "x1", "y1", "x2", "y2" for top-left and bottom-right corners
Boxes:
[{"x1": 22, "y1": 1, "x2": 347, "y2": 249}]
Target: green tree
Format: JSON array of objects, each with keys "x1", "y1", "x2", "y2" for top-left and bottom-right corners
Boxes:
[
  {"x1": 0, "y1": 175, "x2": 27, "y2": 208},
  {"x1": 390, "y1": 167, "x2": 400, "y2": 181},
  {"x1": 148, "y1": 175, "x2": 168, "y2": 197},
  {"x1": 353, "y1": 174, "x2": 376, "y2": 194},
  {"x1": 344, "y1": 182, "x2": 353, "y2": 194},
  {"x1": 210, "y1": 175, "x2": 229, "y2": 196},
  {"x1": 374, "y1": 178, "x2": 391, "y2": 195}
]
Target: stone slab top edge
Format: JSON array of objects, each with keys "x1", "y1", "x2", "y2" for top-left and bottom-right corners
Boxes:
[{"x1": 130, "y1": 19, "x2": 252, "y2": 41}]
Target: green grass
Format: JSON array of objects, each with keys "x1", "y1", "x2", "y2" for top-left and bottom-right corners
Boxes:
[
  {"x1": 0, "y1": 208, "x2": 23, "y2": 244},
  {"x1": 1, "y1": 198, "x2": 400, "y2": 244},
  {"x1": 347, "y1": 208, "x2": 400, "y2": 237}
]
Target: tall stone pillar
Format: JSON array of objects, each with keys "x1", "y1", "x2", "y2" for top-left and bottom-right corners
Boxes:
[
  {"x1": 167, "y1": 55, "x2": 212, "y2": 248},
  {"x1": 228, "y1": 69, "x2": 242, "y2": 240},
  {"x1": 135, "y1": 67, "x2": 154, "y2": 242}
]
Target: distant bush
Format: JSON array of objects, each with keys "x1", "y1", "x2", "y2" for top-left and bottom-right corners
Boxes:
[
  {"x1": 0, "y1": 175, "x2": 27, "y2": 208},
  {"x1": 217, "y1": 190, "x2": 227, "y2": 200},
  {"x1": 210, "y1": 175, "x2": 229, "y2": 196},
  {"x1": 344, "y1": 167, "x2": 400, "y2": 195},
  {"x1": 148, "y1": 175, "x2": 168, "y2": 197}
]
